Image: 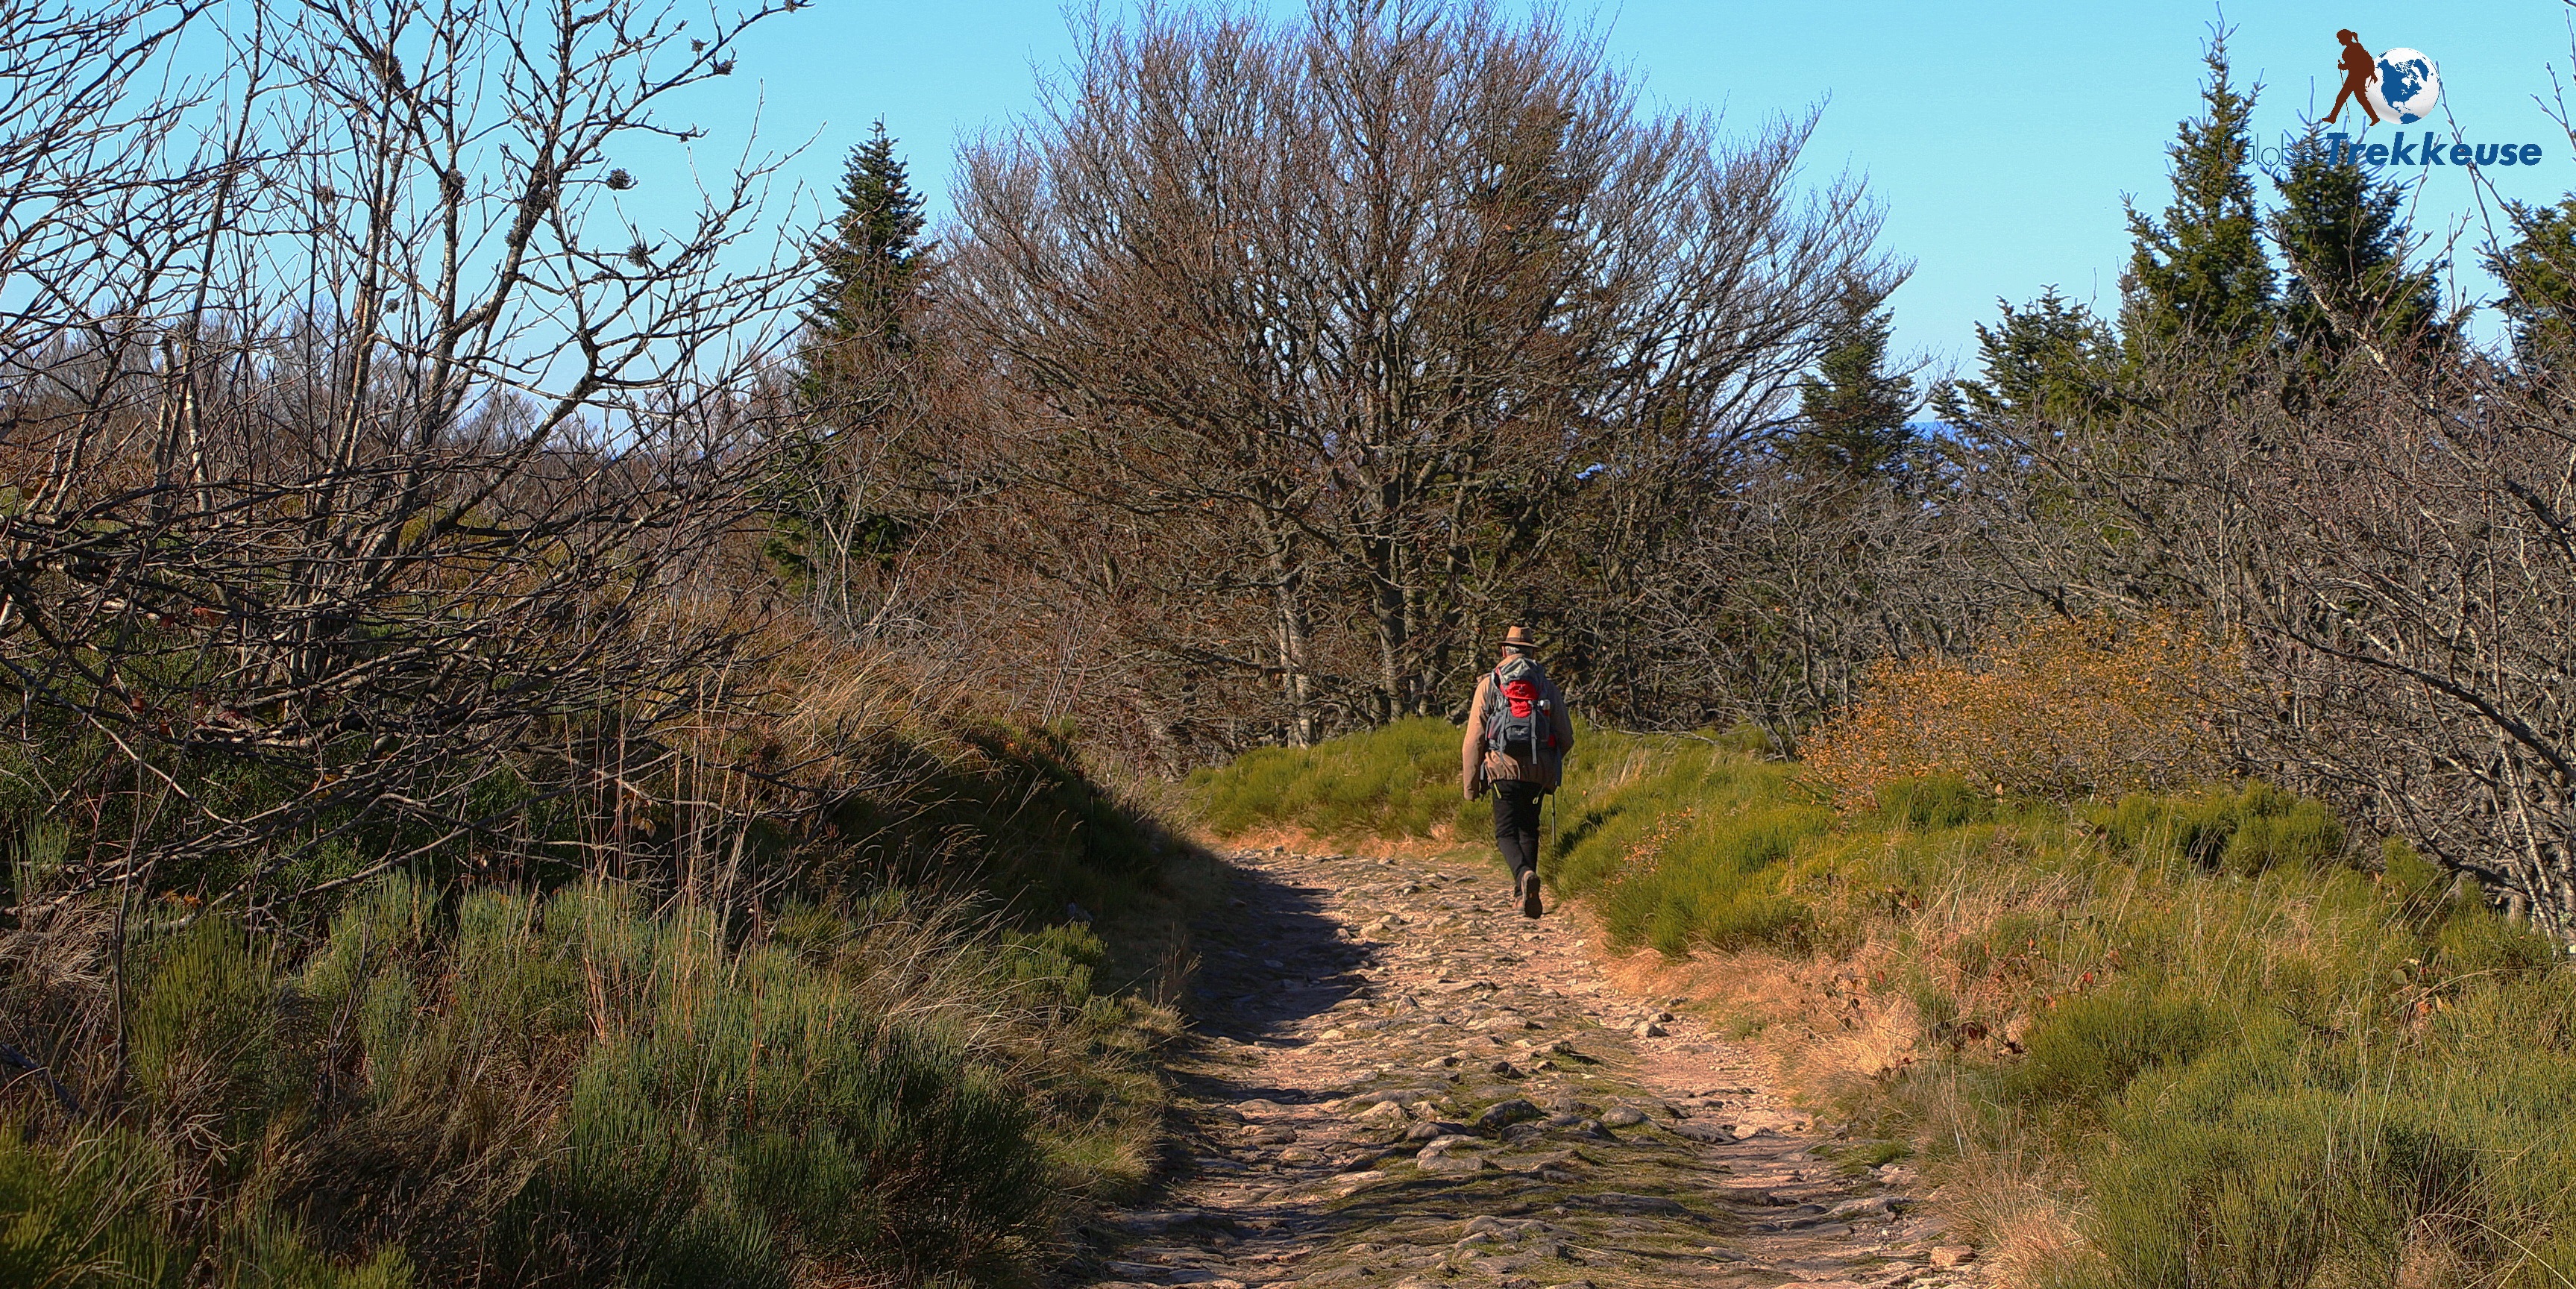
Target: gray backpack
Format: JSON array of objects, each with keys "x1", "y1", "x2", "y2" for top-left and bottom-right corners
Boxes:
[{"x1": 1483, "y1": 657, "x2": 1557, "y2": 762}]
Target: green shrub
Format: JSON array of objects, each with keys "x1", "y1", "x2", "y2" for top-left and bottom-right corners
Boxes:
[
  {"x1": 2099, "y1": 788, "x2": 2226, "y2": 865},
  {"x1": 499, "y1": 1036, "x2": 785, "y2": 1289},
  {"x1": 1715, "y1": 722, "x2": 1784, "y2": 756},
  {"x1": 2007, "y1": 984, "x2": 2229, "y2": 1111},
  {"x1": 740, "y1": 1024, "x2": 1046, "y2": 1271},
  {"x1": 0, "y1": 1126, "x2": 180, "y2": 1288},
  {"x1": 1187, "y1": 716, "x2": 1474, "y2": 841},
  {"x1": 129, "y1": 918, "x2": 285, "y2": 1142},
  {"x1": 1548, "y1": 736, "x2": 1805, "y2": 895},
  {"x1": 0, "y1": 1125, "x2": 416, "y2": 1289},
  {"x1": 1595, "y1": 803, "x2": 1832, "y2": 953},
  {"x1": 2099, "y1": 780, "x2": 2343, "y2": 874},
  {"x1": 1874, "y1": 775, "x2": 1992, "y2": 829},
  {"x1": 216, "y1": 1220, "x2": 415, "y2": 1289},
  {"x1": 488, "y1": 882, "x2": 1055, "y2": 1284},
  {"x1": 2376, "y1": 835, "x2": 2452, "y2": 926},
  {"x1": 2075, "y1": 1028, "x2": 2576, "y2": 1289},
  {"x1": 2436, "y1": 903, "x2": 2560, "y2": 977},
  {"x1": 2217, "y1": 787, "x2": 2343, "y2": 876},
  {"x1": 999, "y1": 922, "x2": 1107, "y2": 1012},
  {"x1": 2082, "y1": 1076, "x2": 2349, "y2": 1288},
  {"x1": 3, "y1": 871, "x2": 1125, "y2": 1287}
]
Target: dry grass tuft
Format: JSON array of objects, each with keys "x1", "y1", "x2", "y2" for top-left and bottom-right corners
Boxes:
[{"x1": 1933, "y1": 1140, "x2": 2093, "y2": 1288}]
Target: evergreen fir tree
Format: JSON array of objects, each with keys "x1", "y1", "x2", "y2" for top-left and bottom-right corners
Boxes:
[
  {"x1": 770, "y1": 122, "x2": 931, "y2": 609},
  {"x1": 1790, "y1": 289, "x2": 1917, "y2": 477},
  {"x1": 2484, "y1": 198, "x2": 2576, "y2": 374},
  {"x1": 803, "y1": 119, "x2": 929, "y2": 369},
  {"x1": 1935, "y1": 287, "x2": 2122, "y2": 429},
  {"x1": 2120, "y1": 33, "x2": 2276, "y2": 354},
  {"x1": 2269, "y1": 128, "x2": 2443, "y2": 350}
]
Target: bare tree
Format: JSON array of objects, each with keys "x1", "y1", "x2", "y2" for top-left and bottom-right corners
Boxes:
[
  {"x1": 935, "y1": 0, "x2": 1897, "y2": 752},
  {"x1": 2224, "y1": 344, "x2": 2576, "y2": 939},
  {"x1": 1619, "y1": 462, "x2": 1999, "y2": 744},
  {"x1": 0, "y1": 0, "x2": 808, "y2": 919},
  {"x1": 1941, "y1": 264, "x2": 2576, "y2": 938}
]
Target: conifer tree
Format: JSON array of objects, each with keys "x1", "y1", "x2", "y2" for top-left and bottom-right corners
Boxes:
[
  {"x1": 1935, "y1": 287, "x2": 2121, "y2": 429},
  {"x1": 771, "y1": 122, "x2": 932, "y2": 613},
  {"x1": 2484, "y1": 198, "x2": 2576, "y2": 374},
  {"x1": 2120, "y1": 33, "x2": 2275, "y2": 354},
  {"x1": 803, "y1": 119, "x2": 930, "y2": 377},
  {"x1": 1791, "y1": 289, "x2": 1917, "y2": 477},
  {"x1": 2269, "y1": 128, "x2": 2443, "y2": 350}
]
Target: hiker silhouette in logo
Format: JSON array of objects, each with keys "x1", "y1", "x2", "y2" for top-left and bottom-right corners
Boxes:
[
  {"x1": 1463, "y1": 625, "x2": 1576, "y2": 920},
  {"x1": 2328, "y1": 28, "x2": 2381, "y2": 126}
]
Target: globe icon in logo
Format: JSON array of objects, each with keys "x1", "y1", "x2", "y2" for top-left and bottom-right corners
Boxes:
[{"x1": 2371, "y1": 48, "x2": 2440, "y2": 125}]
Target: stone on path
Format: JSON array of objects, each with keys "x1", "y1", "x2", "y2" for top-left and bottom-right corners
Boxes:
[{"x1": 1075, "y1": 847, "x2": 1989, "y2": 1288}]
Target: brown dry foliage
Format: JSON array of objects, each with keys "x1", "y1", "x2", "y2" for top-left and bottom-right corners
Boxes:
[{"x1": 1801, "y1": 612, "x2": 2239, "y2": 807}]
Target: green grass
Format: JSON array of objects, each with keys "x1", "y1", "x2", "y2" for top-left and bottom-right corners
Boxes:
[
  {"x1": 1187, "y1": 721, "x2": 2576, "y2": 1282},
  {"x1": 3, "y1": 874, "x2": 1170, "y2": 1287},
  {"x1": 1188, "y1": 720, "x2": 1823, "y2": 953},
  {"x1": 0, "y1": 703, "x2": 1200, "y2": 1288},
  {"x1": 1187, "y1": 716, "x2": 1480, "y2": 841}
]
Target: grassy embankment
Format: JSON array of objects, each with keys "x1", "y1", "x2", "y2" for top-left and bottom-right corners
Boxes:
[
  {"x1": 1, "y1": 671, "x2": 1211, "y2": 1289},
  {"x1": 1188, "y1": 716, "x2": 2576, "y2": 1287}
]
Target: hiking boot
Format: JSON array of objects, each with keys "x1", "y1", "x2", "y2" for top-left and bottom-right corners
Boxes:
[{"x1": 1519, "y1": 869, "x2": 1544, "y2": 919}]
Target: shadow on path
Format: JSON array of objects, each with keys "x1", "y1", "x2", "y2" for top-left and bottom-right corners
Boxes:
[{"x1": 1180, "y1": 852, "x2": 1374, "y2": 1044}]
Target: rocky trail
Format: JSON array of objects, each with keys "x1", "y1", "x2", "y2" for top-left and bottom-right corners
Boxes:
[{"x1": 1073, "y1": 847, "x2": 1982, "y2": 1289}]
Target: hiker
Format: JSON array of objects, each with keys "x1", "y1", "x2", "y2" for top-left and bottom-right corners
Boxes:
[{"x1": 1463, "y1": 625, "x2": 1576, "y2": 919}]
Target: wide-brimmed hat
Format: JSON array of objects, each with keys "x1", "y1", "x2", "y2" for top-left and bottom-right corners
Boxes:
[{"x1": 1501, "y1": 625, "x2": 1542, "y2": 652}]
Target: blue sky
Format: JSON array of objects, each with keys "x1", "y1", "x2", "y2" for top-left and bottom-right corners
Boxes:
[{"x1": 650, "y1": 0, "x2": 2576, "y2": 377}]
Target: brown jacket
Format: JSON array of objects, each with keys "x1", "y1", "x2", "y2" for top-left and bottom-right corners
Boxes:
[{"x1": 1462, "y1": 664, "x2": 1576, "y2": 797}]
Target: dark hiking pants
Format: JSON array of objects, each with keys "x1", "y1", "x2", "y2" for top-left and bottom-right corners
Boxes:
[{"x1": 1492, "y1": 780, "x2": 1543, "y2": 882}]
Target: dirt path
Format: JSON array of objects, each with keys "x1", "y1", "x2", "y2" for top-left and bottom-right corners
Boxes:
[{"x1": 1073, "y1": 847, "x2": 1982, "y2": 1289}]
